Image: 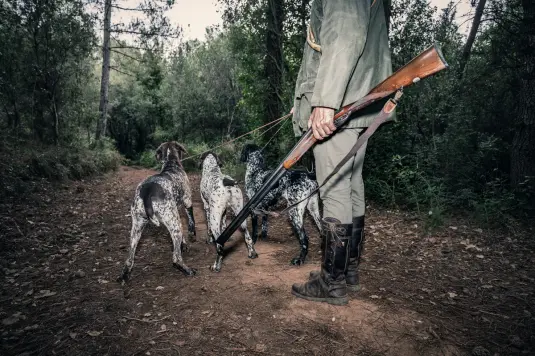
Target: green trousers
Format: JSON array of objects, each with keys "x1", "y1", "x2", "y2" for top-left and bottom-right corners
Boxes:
[
  {"x1": 313, "y1": 127, "x2": 367, "y2": 224},
  {"x1": 294, "y1": 94, "x2": 367, "y2": 224}
]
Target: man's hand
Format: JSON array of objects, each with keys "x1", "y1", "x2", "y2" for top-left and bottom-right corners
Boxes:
[{"x1": 308, "y1": 107, "x2": 336, "y2": 140}]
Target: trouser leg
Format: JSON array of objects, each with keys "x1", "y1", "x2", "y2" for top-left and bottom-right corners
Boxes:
[
  {"x1": 312, "y1": 128, "x2": 361, "y2": 224},
  {"x1": 346, "y1": 132, "x2": 367, "y2": 291}
]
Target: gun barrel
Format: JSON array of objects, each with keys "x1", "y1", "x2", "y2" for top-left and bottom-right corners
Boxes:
[
  {"x1": 214, "y1": 44, "x2": 448, "y2": 252},
  {"x1": 283, "y1": 44, "x2": 448, "y2": 169},
  {"x1": 215, "y1": 165, "x2": 287, "y2": 246}
]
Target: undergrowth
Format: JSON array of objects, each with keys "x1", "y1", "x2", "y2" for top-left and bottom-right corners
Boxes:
[
  {"x1": 0, "y1": 136, "x2": 122, "y2": 198},
  {"x1": 136, "y1": 140, "x2": 247, "y2": 181}
]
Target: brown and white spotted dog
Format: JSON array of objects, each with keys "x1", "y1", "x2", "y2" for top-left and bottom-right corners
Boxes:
[
  {"x1": 199, "y1": 152, "x2": 258, "y2": 271},
  {"x1": 118, "y1": 141, "x2": 197, "y2": 283}
]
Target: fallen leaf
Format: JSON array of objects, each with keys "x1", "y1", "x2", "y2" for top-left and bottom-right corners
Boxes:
[
  {"x1": 155, "y1": 286, "x2": 164, "y2": 291},
  {"x1": 2, "y1": 316, "x2": 20, "y2": 326},
  {"x1": 34, "y1": 290, "x2": 56, "y2": 299},
  {"x1": 86, "y1": 330, "x2": 102, "y2": 337},
  {"x1": 69, "y1": 332, "x2": 77, "y2": 339},
  {"x1": 370, "y1": 295, "x2": 380, "y2": 299},
  {"x1": 448, "y1": 292, "x2": 457, "y2": 298},
  {"x1": 465, "y1": 244, "x2": 482, "y2": 252},
  {"x1": 476, "y1": 255, "x2": 484, "y2": 259}
]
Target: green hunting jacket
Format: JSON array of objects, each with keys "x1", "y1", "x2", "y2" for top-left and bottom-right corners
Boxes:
[{"x1": 292, "y1": 0, "x2": 393, "y2": 136}]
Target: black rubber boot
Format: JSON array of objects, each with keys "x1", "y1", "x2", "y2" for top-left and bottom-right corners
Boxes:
[
  {"x1": 308, "y1": 221, "x2": 351, "y2": 280},
  {"x1": 345, "y1": 216, "x2": 365, "y2": 291},
  {"x1": 292, "y1": 218, "x2": 351, "y2": 305}
]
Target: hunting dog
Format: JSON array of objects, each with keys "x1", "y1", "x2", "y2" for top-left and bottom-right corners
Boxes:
[
  {"x1": 199, "y1": 152, "x2": 257, "y2": 271},
  {"x1": 118, "y1": 141, "x2": 197, "y2": 283},
  {"x1": 240, "y1": 144, "x2": 321, "y2": 265}
]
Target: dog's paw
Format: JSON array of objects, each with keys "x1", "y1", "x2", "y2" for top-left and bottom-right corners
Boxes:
[
  {"x1": 210, "y1": 264, "x2": 222, "y2": 272},
  {"x1": 116, "y1": 274, "x2": 128, "y2": 285},
  {"x1": 186, "y1": 268, "x2": 197, "y2": 276},
  {"x1": 248, "y1": 251, "x2": 259, "y2": 259},
  {"x1": 188, "y1": 231, "x2": 197, "y2": 242},
  {"x1": 290, "y1": 257, "x2": 305, "y2": 266}
]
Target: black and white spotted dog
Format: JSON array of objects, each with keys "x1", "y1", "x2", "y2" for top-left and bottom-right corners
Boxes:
[
  {"x1": 118, "y1": 141, "x2": 197, "y2": 283},
  {"x1": 240, "y1": 144, "x2": 321, "y2": 265},
  {"x1": 200, "y1": 152, "x2": 258, "y2": 271}
]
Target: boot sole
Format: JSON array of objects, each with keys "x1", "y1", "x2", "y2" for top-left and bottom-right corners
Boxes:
[{"x1": 291, "y1": 289, "x2": 349, "y2": 305}]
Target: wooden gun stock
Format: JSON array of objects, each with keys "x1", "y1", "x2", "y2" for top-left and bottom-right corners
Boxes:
[
  {"x1": 283, "y1": 44, "x2": 448, "y2": 169},
  {"x1": 213, "y1": 44, "x2": 448, "y2": 252}
]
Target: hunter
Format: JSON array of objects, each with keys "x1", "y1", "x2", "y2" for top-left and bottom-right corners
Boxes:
[{"x1": 291, "y1": 0, "x2": 393, "y2": 305}]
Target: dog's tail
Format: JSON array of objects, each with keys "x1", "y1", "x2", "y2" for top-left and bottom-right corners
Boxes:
[
  {"x1": 140, "y1": 183, "x2": 161, "y2": 226},
  {"x1": 142, "y1": 195, "x2": 160, "y2": 226}
]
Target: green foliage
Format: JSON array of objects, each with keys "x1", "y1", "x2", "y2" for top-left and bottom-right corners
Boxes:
[
  {"x1": 0, "y1": 136, "x2": 121, "y2": 197},
  {"x1": 0, "y1": 0, "x2": 97, "y2": 144},
  {"x1": 2, "y1": 0, "x2": 533, "y2": 228},
  {"x1": 138, "y1": 150, "x2": 159, "y2": 169}
]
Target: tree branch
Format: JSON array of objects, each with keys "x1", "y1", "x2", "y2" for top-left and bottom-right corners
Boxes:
[
  {"x1": 110, "y1": 66, "x2": 135, "y2": 77},
  {"x1": 110, "y1": 45, "x2": 145, "y2": 50},
  {"x1": 110, "y1": 49, "x2": 145, "y2": 62},
  {"x1": 110, "y1": 5, "x2": 147, "y2": 12},
  {"x1": 110, "y1": 29, "x2": 180, "y2": 38}
]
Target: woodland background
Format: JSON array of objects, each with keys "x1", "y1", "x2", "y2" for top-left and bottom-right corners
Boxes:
[{"x1": 1, "y1": 0, "x2": 534, "y2": 227}]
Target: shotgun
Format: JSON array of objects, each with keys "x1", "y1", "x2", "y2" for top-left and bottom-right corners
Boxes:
[{"x1": 211, "y1": 44, "x2": 448, "y2": 271}]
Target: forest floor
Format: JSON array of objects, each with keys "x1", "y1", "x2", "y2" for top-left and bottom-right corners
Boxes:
[{"x1": 1, "y1": 166, "x2": 534, "y2": 356}]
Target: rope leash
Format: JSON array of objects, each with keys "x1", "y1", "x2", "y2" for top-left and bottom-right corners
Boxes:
[
  {"x1": 261, "y1": 115, "x2": 290, "y2": 152},
  {"x1": 182, "y1": 113, "x2": 292, "y2": 162}
]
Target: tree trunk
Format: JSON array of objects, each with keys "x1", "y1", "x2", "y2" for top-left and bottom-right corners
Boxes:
[
  {"x1": 264, "y1": 0, "x2": 284, "y2": 125},
  {"x1": 300, "y1": 0, "x2": 310, "y2": 39},
  {"x1": 96, "y1": 0, "x2": 112, "y2": 141},
  {"x1": 52, "y1": 97, "x2": 59, "y2": 146},
  {"x1": 510, "y1": 0, "x2": 535, "y2": 187},
  {"x1": 383, "y1": 0, "x2": 391, "y2": 35},
  {"x1": 458, "y1": 0, "x2": 487, "y2": 77}
]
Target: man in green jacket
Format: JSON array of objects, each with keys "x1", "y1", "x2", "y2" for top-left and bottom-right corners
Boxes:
[{"x1": 291, "y1": 0, "x2": 392, "y2": 305}]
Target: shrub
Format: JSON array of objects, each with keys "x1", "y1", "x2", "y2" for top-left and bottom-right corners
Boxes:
[{"x1": 0, "y1": 136, "x2": 122, "y2": 198}]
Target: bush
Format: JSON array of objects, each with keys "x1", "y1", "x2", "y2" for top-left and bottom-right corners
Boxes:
[
  {"x1": 0, "y1": 136, "x2": 122, "y2": 198},
  {"x1": 138, "y1": 150, "x2": 159, "y2": 169}
]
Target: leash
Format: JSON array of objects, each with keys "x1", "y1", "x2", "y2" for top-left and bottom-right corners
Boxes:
[
  {"x1": 182, "y1": 113, "x2": 291, "y2": 162},
  {"x1": 254, "y1": 89, "x2": 403, "y2": 218},
  {"x1": 261, "y1": 115, "x2": 290, "y2": 152}
]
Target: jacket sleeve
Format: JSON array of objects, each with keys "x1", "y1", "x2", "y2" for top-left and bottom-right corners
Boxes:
[{"x1": 310, "y1": 0, "x2": 370, "y2": 110}]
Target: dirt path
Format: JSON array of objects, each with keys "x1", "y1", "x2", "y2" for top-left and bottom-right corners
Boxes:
[{"x1": 1, "y1": 166, "x2": 533, "y2": 356}]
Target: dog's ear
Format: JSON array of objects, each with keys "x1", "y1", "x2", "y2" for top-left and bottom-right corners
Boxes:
[
  {"x1": 198, "y1": 151, "x2": 209, "y2": 169},
  {"x1": 216, "y1": 154, "x2": 224, "y2": 167},
  {"x1": 155, "y1": 143, "x2": 166, "y2": 162},
  {"x1": 240, "y1": 144, "x2": 260, "y2": 163},
  {"x1": 240, "y1": 144, "x2": 251, "y2": 163},
  {"x1": 171, "y1": 142, "x2": 187, "y2": 160}
]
